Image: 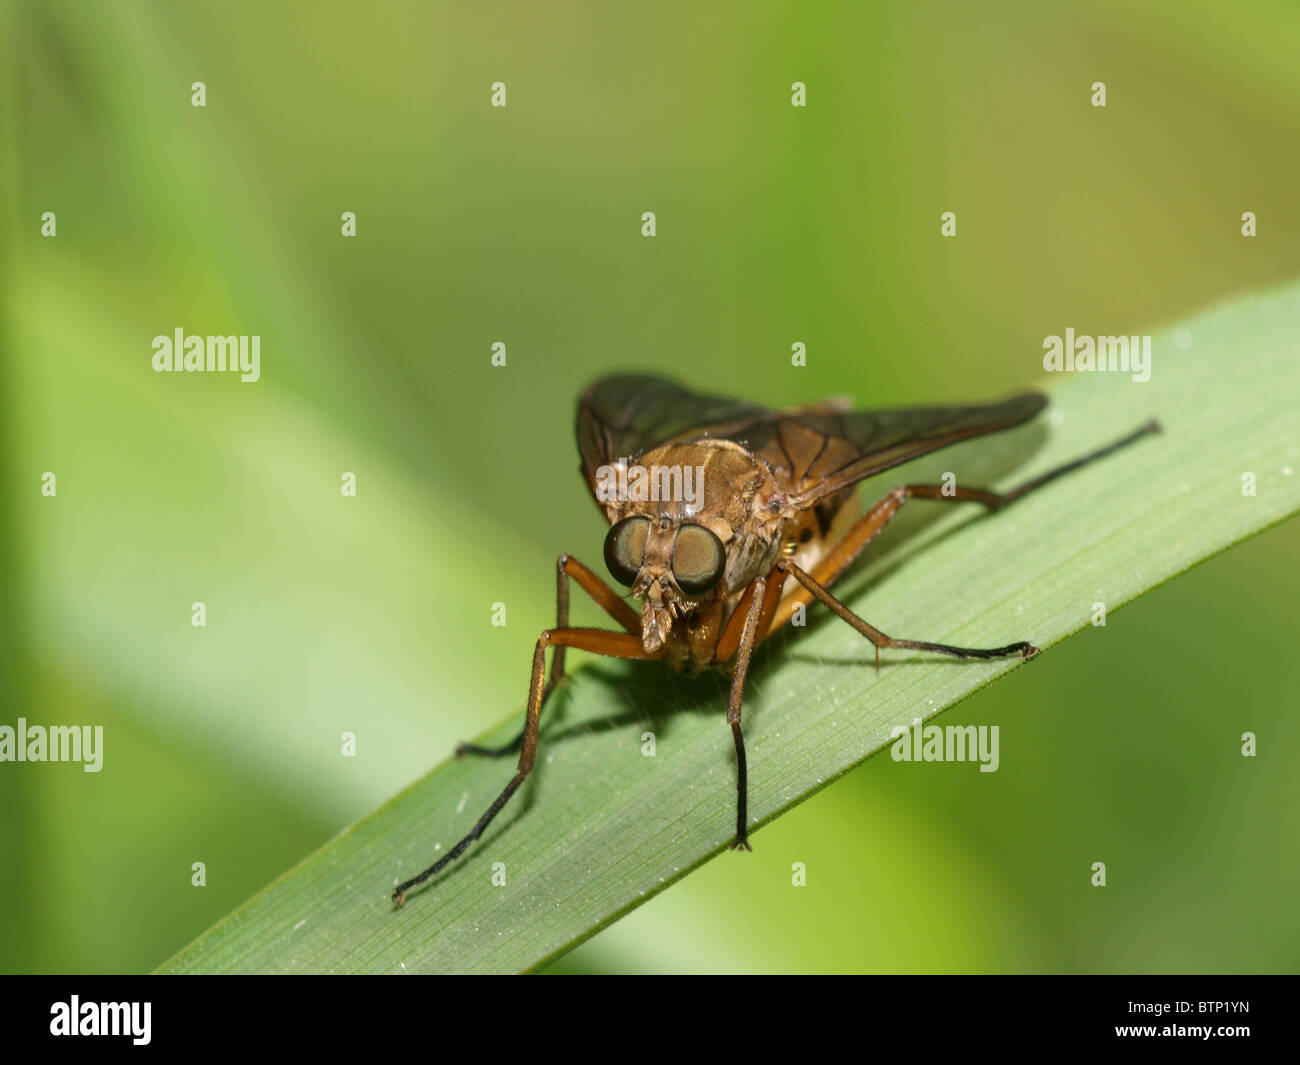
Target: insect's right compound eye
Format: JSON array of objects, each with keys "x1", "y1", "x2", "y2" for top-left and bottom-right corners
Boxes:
[{"x1": 603, "y1": 516, "x2": 650, "y2": 586}]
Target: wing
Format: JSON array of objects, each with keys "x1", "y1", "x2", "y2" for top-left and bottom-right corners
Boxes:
[
  {"x1": 576, "y1": 374, "x2": 1047, "y2": 509},
  {"x1": 577, "y1": 374, "x2": 770, "y2": 481}
]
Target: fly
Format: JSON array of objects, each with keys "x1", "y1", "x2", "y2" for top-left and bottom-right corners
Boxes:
[{"x1": 392, "y1": 374, "x2": 1160, "y2": 905}]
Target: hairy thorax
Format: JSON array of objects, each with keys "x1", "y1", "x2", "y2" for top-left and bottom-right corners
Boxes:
[{"x1": 599, "y1": 438, "x2": 859, "y2": 671}]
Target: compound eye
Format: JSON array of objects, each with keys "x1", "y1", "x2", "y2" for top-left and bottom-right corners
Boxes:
[
  {"x1": 671, "y1": 522, "x2": 726, "y2": 596},
  {"x1": 603, "y1": 516, "x2": 650, "y2": 586}
]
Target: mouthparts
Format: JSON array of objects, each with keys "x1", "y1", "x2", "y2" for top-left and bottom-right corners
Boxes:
[{"x1": 641, "y1": 583, "x2": 673, "y2": 652}]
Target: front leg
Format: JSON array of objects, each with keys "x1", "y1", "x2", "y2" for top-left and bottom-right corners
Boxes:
[
  {"x1": 457, "y1": 553, "x2": 640, "y2": 758},
  {"x1": 394, "y1": 626, "x2": 652, "y2": 906}
]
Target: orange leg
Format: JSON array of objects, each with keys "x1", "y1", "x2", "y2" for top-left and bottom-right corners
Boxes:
[
  {"x1": 769, "y1": 418, "x2": 1161, "y2": 634},
  {"x1": 721, "y1": 576, "x2": 768, "y2": 850},
  {"x1": 776, "y1": 559, "x2": 1036, "y2": 667},
  {"x1": 395, "y1": 626, "x2": 655, "y2": 905},
  {"x1": 458, "y1": 553, "x2": 640, "y2": 757},
  {"x1": 768, "y1": 488, "x2": 906, "y2": 634}
]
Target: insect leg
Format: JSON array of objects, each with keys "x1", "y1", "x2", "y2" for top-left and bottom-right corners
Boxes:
[
  {"x1": 896, "y1": 417, "x2": 1163, "y2": 511},
  {"x1": 776, "y1": 559, "x2": 1036, "y2": 665},
  {"x1": 725, "y1": 576, "x2": 768, "y2": 852},
  {"x1": 394, "y1": 627, "x2": 652, "y2": 906},
  {"x1": 769, "y1": 418, "x2": 1161, "y2": 633},
  {"x1": 713, "y1": 570, "x2": 783, "y2": 663},
  {"x1": 458, "y1": 554, "x2": 641, "y2": 758}
]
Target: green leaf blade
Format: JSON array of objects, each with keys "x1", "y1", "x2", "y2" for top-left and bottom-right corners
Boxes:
[{"x1": 158, "y1": 282, "x2": 1300, "y2": 974}]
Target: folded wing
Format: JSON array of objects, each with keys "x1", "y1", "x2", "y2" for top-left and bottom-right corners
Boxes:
[{"x1": 577, "y1": 374, "x2": 1047, "y2": 509}]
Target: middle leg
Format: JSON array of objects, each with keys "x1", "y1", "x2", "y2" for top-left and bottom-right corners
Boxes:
[
  {"x1": 769, "y1": 418, "x2": 1161, "y2": 633},
  {"x1": 718, "y1": 575, "x2": 770, "y2": 852},
  {"x1": 775, "y1": 559, "x2": 1036, "y2": 667}
]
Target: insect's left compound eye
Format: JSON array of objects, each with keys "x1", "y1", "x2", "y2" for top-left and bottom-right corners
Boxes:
[
  {"x1": 671, "y1": 523, "x2": 726, "y2": 596},
  {"x1": 604, "y1": 516, "x2": 650, "y2": 586}
]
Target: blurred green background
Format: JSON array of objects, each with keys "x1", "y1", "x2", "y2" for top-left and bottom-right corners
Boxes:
[{"x1": 2, "y1": 0, "x2": 1298, "y2": 974}]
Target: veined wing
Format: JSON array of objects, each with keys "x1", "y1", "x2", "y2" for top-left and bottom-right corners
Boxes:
[
  {"x1": 576, "y1": 374, "x2": 1047, "y2": 509},
  {"x1": 577, "y1": 374, "x2": 770, "y2": 482}
]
